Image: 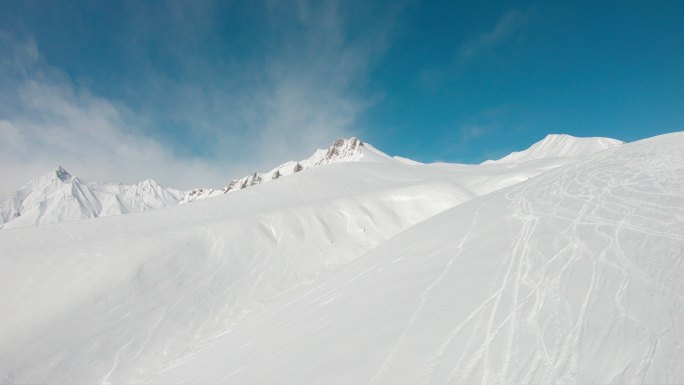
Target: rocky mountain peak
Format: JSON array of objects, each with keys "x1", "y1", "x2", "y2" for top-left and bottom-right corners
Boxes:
[
  {"x1": 180, "y1": 137, "x2": 390, "y2": 204},
  {"x1": 54, "y1": 166, "x2": 73, "y2": 183}
]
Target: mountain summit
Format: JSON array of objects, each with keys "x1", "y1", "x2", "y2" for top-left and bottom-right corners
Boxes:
[
  {"x1": 54, "y1": 166, "x2": 73, "y2": 182},
  {"x1": 181, "y1": 137, "x2": 392, "y2": 203},
  {"x1": 0, "y1": 167, "x2": 182, "y2": 229},
  {"x1": 484, "y1": 134, "x2": 623, "y2": 164}
]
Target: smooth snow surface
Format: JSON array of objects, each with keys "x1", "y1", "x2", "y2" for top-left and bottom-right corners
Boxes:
[
  {"x1": 0, "y1": 167, "x2": 182, "y2": 229},
  {"x1": 484, "y1": 134, "x2": 623, "y2": 164},
  {"x1": 1, "y1": 132, "x2": 683, "y2": 385}
]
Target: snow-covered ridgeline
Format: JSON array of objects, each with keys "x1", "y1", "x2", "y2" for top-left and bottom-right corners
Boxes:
[
  {"x1": 483, "y1": 133, "x2": 623, "y2": 164},
  {"x1": 180, "y1": 137, "x2": 392, "y2": 203},
  {"x1": 0, "y1": 134, "x2": 626, "y2": 228},
  {"x1": 0, "y1": 167, "x2": 182, "y2": 229}
]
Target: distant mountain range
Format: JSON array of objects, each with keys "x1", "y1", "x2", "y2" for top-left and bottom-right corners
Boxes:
[
  {"x1": 2, "y1": 132, "x2": 682, "y2": 385},
  {"x1": 0, "y1": 167, "x2": 182, "y2": 229},
  {"x1": 0, "y1": 134, "x2": 623, "y2": 229}
]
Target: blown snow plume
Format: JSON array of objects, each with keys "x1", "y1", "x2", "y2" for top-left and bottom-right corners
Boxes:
[
  {"x1": 180, "y1": 137, "x2": 392, "y2": 203},
  {"x1": 0, "y1": 167, "x2": 182, "y2": 229}
]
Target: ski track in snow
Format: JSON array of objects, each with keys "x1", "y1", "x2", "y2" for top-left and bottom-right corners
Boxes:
[
  {"x1": 368, "y1": 210, "x2": 481, "y2": 385},
  {"x1": 426, "y1": 151, "x2": 684, "y2": 385}
]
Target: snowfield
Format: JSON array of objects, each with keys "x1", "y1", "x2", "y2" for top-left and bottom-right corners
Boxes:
[{"x1": 0, "y1": 133, "x2": 682, "y2": 384}]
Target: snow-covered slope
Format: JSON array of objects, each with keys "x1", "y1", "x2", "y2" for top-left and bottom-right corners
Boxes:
[
  {"x1": 0, "y1": 167, "x2": 182, "y2": 229},
  {"x1": 150, "y1": 132, "x2": 683, "y2": 385},
  {"x1": 180, "y1": 137, "x2": 392, "y2": 203},
  {"x1": 484, "y1": 134, "x2": 623, "y2": 164},
  {"x1": 0, "y1": 146, "x2": 584, "y2": 384},
  {"x1": 1, "y1": 132, "x2": 682, "y2": 384}
]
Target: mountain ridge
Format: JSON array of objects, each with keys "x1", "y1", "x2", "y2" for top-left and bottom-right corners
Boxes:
[
  {"x1": 180, "y1": 137, "x2": 393, "y2": 203},
  {"x1": 1, "y1": 134, "x2": 625, "y2": 228},
  {"x1": 0, "y1": 167, "x2": 182, "y2": 229},
  {"x1": 483, "y1": 133, "x2": 623, "y2": 164}
]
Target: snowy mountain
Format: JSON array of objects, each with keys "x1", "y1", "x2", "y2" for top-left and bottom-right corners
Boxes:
[
  {"x1": 1, "y1": 135, "x2": 622, "y2": 229},
  {"x1": 0, "y1": 167, "x2": 182, "y2": 229},
  {"x1": 180, "y1": 137, "x2": 392, "y2": 203},
  {"x1": 156, "y1": 131, "x2": 683, "y2": 385},
  {"x1": 483, "y1": 133, "x2": 623, "y2": 164},
  {"x1": 2, "y1": 132, "x2": 682, "y2": 384}
]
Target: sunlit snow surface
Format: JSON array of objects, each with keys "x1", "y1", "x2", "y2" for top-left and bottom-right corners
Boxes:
[
  {"x1": 1, "y1": 133, "x2": 683, "y2": 384},
  {"x1": 483, "y1": 134, "x2": 623, "y2": 164}
]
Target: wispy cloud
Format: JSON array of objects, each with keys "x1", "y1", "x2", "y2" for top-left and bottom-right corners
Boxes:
[
  {"x1": 456, "y1": 8, "x2": 535, "y2": 63},
  {"x1": 457, "y1": 124, "x2": 492, "y2": 142},
  {"x1": 114, "y1": 0, "x2": 394, "y2": 168},
  {"x1": 0, "y1": 0, "x2": 398, "y2": 198},
  {"x1": 418, "y1": 8, "x2": 535, "y2": 88},
  {"x1": 0, "y1": 34, "x2": 229, "y2": 199}
]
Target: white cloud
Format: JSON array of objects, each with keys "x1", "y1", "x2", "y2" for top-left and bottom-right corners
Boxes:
[
  {"x1": 0, "y1": 36, "x2": 228, "y2": 199},
  {"x1": 458, "y1": 125, "x2": 491, "y2": 142},
  {"x1": 112, "y1": 0, "x2": 391, "y2": 170},
  {"x1": 0, "y1": 1, "x2": 393, "y2": 199},
  {"x1": 242, "y1": 1, "x2": 388, "y2": 165}
]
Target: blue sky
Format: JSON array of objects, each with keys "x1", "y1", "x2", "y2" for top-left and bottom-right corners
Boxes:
[{"x1": 1, "y1": 1, "x2": 683, "y2": 194}]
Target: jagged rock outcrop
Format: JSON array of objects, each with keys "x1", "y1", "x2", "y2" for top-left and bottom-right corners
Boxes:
[{"x1": 181, "y1": 137, "x2": 392, "y2": 203}]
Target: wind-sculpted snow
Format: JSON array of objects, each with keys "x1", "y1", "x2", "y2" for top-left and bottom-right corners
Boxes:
[
  {"x1": 0, "y1": 133, "x2": 681, "y2": 384},
  {"x1": 146, "y1": 132, "x2": 683, "y2": 385}
]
